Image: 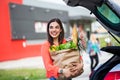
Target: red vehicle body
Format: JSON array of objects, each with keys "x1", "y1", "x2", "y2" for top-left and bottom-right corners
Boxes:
[{"x1": 104, "y1": 64, "x2": 120, "y2": 80}]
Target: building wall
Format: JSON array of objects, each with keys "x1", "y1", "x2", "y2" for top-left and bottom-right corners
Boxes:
[
  {"x1": 0, "y1": 0, "x2": 70, "y2": 61},
  {"x1": 0, "y1": 0, "x2": 40, "y2": 61},
  {"x1": 9, "y1": 3, "x2": 69, "y2": 40}
]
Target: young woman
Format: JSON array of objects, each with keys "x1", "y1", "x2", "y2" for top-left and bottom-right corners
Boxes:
[
  {"x1": 41, "y1": 18, "x2": 83, "y2": 80},
  {"x1": 87, "y1": 33, "x2": 100, "y2": 71}
]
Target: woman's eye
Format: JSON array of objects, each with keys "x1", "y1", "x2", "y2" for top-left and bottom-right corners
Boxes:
[
  {"x1": 49, "y1": 26, "x2": 53, "y2": 29},
  {"x1": 49, "y1": 25, "x2": 60, "y2": 29},
  {"x1": 55, "y1": 26, "x2": 60, "y2": 29}
]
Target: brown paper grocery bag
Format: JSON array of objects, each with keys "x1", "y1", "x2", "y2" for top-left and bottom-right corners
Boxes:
[
  {"x1": 50, "y1": 49, "x2": 83, "y2": 79},
  {"x1": 50, "y1": 49, "x2": 80, "y2": 68}
]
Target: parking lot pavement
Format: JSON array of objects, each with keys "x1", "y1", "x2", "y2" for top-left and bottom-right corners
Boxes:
[
  {"x1": 72, "y1": 51, "x2": 113, "y2": 80},
  {"x1": 0, "y1": 51, "x2": 113, "y2": 80},
  {"x1": 0, "y1": 56, "x2": 45, "y2": 69}
]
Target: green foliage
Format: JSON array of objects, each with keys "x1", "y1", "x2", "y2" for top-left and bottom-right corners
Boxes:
[
  {"x1": 0, "y1": 68, "x2": 47, "y2": 80},
  {"x1": 99, "y1": 36, "x2": 120, "y2": 48},
  {"x1": 99, "y1": 37, "x2": 107, "y2": 48},
  {"x1": 50, "y1": 41, "x2": 77, "y2": 52}
]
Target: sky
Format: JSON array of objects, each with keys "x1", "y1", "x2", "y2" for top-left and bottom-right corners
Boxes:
[{"x1": 37, "y1": 0, "x2": 66, "y2": 5}]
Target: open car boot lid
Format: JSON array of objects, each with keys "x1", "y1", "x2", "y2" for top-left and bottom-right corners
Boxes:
[{"x1": 63, "y1": 0, "x2": 120, "y2": 37}]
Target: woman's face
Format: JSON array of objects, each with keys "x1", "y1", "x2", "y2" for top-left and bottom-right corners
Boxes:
[{"x1": 49, "y1": 21, "x2": 62, "y2": 39}]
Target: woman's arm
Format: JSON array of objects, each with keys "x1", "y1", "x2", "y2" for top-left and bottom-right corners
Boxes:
[
  {"x1": 41, "y1": 42, "x2": 59, "y2": 78},
  {"x1": 70, "y1": 61, "x2": 84, "y2": 77},
  {"x1": 41, "y1": 42, "x2": 72, "y2": 78}
]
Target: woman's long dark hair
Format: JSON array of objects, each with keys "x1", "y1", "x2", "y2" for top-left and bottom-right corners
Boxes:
[{"x1": 47, "y1": 18, "x2": 64, "y2": 46}]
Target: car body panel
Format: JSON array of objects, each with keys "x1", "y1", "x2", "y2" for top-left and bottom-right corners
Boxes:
[
  {"x1": 63, "y1": 0, "x2": 120, "y2": 37},
  {"x1": 105, "y1": 64, "x2": 120, "y2": 80}
]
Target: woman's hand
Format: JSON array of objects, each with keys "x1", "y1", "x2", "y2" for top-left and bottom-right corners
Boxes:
[
  {"x1": 70, "y1": 62, "x2": 84, "y2": 77},
  {"x1": 62, "y1": 68, "x2": 72, "y2": 78}
]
